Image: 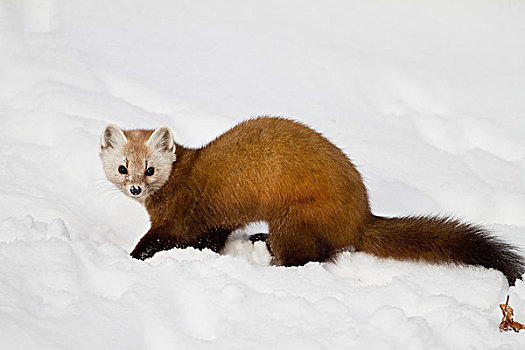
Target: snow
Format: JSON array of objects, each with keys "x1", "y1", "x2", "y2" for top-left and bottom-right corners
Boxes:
[{"x1": 1, "y1": 0, "x2": 525, "y2": 348}]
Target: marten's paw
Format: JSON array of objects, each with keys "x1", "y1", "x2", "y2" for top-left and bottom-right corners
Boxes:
[
  {"x1": 130, "y1": 245, "x2": 155, "y2": 260},
  {"x1": 130, "y1": 232, "x2": 177, "y2": 260}
]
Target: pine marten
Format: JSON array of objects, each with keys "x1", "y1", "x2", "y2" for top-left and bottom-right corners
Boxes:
[{"x1": 99, "y1": 117, "x2": 524, "y2": 285}]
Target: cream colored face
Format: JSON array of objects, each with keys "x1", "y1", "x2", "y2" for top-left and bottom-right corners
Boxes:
[{"x1": 99, "y1": 124, "x2": 176, "y2": 200}]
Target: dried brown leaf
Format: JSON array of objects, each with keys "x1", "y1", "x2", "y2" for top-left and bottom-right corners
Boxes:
[{"x1": 500, "y1": 295, "x2": 525, "y2": 333}]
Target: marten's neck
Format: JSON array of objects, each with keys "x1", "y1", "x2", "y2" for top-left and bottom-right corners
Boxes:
[
  {"x1": 144, "y1": 144, "x2": 199, "y2": 210},
  {"x1": 174, "y1": 143, "x2": 199, "y2": 169}
]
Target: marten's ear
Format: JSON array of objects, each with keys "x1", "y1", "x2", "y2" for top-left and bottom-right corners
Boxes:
[
  {"x1": 101, "y1": 124, "x2": 127, "y2": 150},
  {"x1": 147, "y1": 126, "x2": 175, "y2": 153}
]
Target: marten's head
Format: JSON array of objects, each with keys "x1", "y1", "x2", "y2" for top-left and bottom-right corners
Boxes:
[{"x1": 99, "y1": 124, "x2": 176, "y2": 201}]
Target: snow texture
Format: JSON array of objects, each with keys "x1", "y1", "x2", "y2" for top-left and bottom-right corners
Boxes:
[{"x1": 1, "y1": 1, "x2": 525, "y2": 349}]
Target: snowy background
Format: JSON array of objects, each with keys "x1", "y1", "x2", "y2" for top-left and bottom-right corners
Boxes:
[{"x1": 1, "y1": 0, "x2": 525, "y2": 348}]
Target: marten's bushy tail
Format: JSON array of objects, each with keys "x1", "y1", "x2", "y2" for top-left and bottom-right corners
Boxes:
[{"x1": 357, "y1": 215, "x2": 525, "y2": 285}]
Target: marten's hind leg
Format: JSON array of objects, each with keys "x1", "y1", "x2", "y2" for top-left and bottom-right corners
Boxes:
[
  {"x1": 268, "y1": 210, "x2": 336, "y2": 266},
  {"x1": 249, "y1": 233, "x2": 272, "y2": 254}
]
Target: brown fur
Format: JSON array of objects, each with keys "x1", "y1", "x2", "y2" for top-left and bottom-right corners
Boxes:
[{"x1": 103, "y1": 117, "x2": 524, "y2": 285}]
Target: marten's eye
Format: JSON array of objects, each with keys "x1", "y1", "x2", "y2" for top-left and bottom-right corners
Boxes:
[
  {"x1": 118, "y1": 165, "x2": 128, "y2": 174},
  {"x1": 145, "y1": 167, "x2": 155, "y2": 176}
]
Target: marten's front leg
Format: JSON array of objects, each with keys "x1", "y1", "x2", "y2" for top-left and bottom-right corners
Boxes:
[
  {"x1": 130, "y1": 227, "x2": 233, "y2": 260},
  {"x1": 130, "y1": 226, "x2": 178, "y2": 260},
  {"x1": 192, "y1": 228, "x2": 232, "y2": 253}
]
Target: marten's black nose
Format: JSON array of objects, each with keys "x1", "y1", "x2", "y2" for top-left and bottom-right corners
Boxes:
[{"x1": 130, "y1": 185, "x2": 142, "y2": 196}]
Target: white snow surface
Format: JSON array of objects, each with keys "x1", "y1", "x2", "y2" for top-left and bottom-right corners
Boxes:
[{"x1": 1, "y1": 1, "x2": 525, "y2": 349}]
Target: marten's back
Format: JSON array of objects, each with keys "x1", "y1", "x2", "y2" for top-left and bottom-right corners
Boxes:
[{"x1": 189, "y1": 117, "x2": 370, "y2": 230}]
